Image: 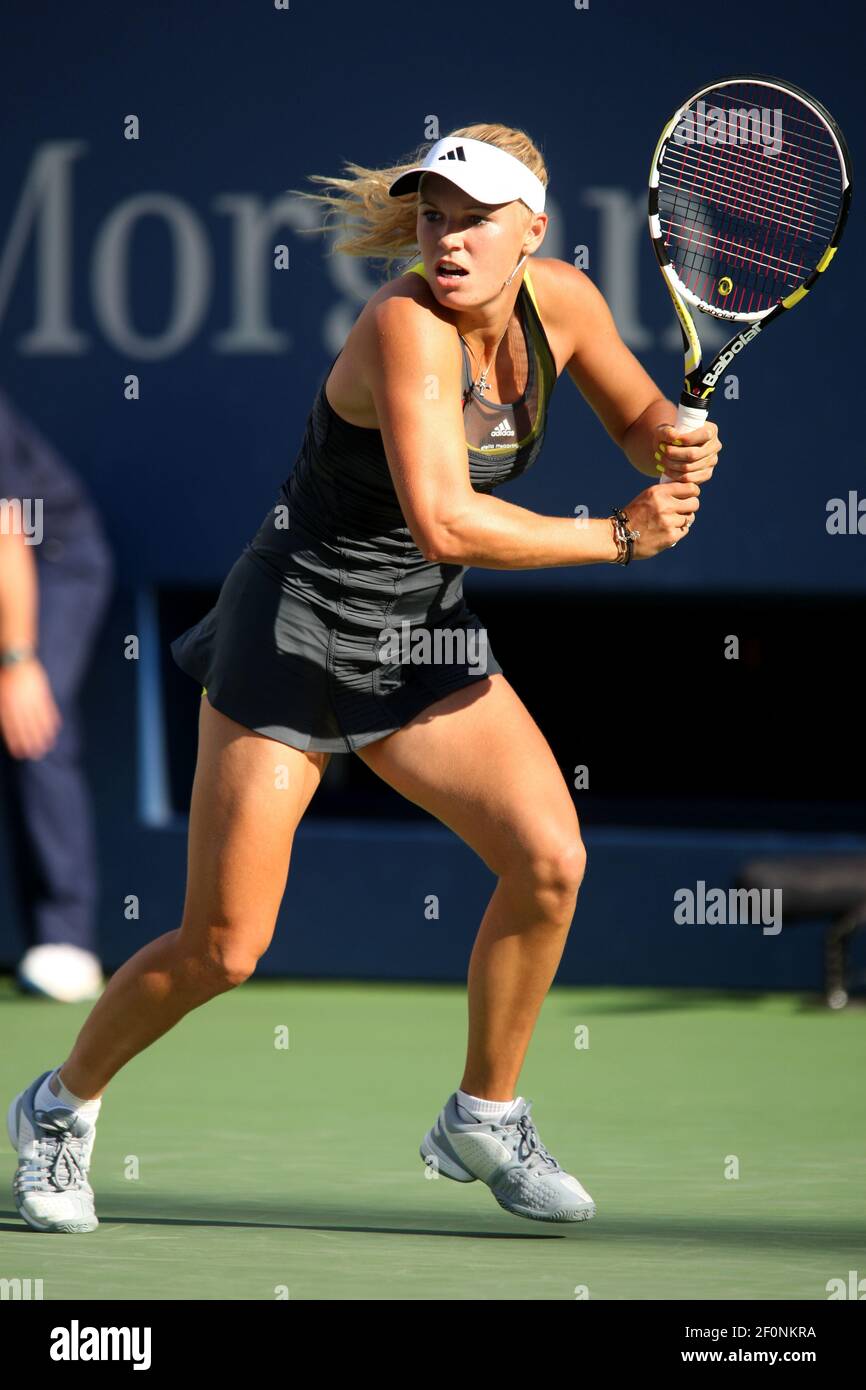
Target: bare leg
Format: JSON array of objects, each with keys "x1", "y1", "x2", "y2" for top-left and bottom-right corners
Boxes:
[
  {"x1": 460, "y1": 862, "x2": 583, "y2": 1100},
  {"x1": 53, "y1": 696, "x2": 330, "y2": 1100},
  {"x1": 355, "y1": 675, "x2": 586, "y2": 1101}
]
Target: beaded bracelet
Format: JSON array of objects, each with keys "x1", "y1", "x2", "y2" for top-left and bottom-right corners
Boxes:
[{"x1": 609, "y1": 508, "x2": 640, "y2": 566}]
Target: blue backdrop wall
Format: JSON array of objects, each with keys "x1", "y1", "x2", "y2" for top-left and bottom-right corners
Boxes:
[
  {"x1": 1, "y1": 0, "x2": 863, "y2": 596},
  {"x1": 1, "y1": 1, "x2": 863, "y2": 990}
]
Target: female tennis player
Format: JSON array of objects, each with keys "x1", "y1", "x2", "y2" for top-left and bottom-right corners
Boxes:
[{"x1": 8, "y1": 123, "x2": 721, "y2": 1230}]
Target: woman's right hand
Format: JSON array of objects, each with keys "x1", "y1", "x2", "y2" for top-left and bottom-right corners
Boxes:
[{"x1": 621, "y1": 482, "x2": 701, "y2": 559}]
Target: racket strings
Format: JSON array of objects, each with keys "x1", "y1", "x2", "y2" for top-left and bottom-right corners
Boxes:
[
  {"x1": 660, "y1": 150, "x2": 840, "y2": 225},
  {"x1": 659, "y1": 171, "x2": 834, "y2": 244},
  {"x1": 663, "y1": 218, "x2": 812, "y2": 278},
  {"x1": 658, "y1": 81, "x2": 845, "y2": 314},
  {"x1": 702, "y1": 89, "x2": 842, "y2": 171},
  {"x1": 673, "y1": 134, "x2": 838, "y2": 228}
]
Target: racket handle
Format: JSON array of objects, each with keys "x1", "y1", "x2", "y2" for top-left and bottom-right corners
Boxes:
[{"x1": 657, "y1": 402, "x2": 709, "y2": 484}]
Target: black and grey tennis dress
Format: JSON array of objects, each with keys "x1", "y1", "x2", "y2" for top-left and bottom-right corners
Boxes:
[{"x1": 170, "y1": 259, "x2": 558, "y2": 752}]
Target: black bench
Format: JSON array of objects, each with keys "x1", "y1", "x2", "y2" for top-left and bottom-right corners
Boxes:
[{"x1": 736, "y1": 853, "x2": 866, "y2": 1008}]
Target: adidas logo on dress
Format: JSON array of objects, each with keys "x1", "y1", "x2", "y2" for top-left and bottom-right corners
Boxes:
[{"x1": 489, "y1": 419, "x2": 515, "y2": 438}]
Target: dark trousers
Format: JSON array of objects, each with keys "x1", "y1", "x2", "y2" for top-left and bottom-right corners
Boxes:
[{"x1": 0, "y1": 552, "x2": 113, "y2": 952}]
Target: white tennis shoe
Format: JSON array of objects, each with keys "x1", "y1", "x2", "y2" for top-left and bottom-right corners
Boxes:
[
  {"x1": 420, "y1": 1092, "x2": 596, "y2": 1222},
  {"x1": 7, "y1": 1070, "x2": 99, "y2": 1233}
]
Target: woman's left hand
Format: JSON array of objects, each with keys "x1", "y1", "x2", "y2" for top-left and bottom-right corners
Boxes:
[{"x1": 653, "y1": 421, "x2": 723, "y2": 484}]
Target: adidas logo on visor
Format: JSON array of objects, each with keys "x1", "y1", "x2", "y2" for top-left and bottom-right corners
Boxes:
[{"x1": 438, "y1": 146, "x2": 467, "y2": 161}]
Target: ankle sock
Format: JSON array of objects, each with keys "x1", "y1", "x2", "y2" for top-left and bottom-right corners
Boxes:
[
  {"x1": 35, "y1": 1069, "x2": 102, "y2": 1120},
  {"x1": 456, "y1": 1088, "x2": 515, "y2": 1123}
]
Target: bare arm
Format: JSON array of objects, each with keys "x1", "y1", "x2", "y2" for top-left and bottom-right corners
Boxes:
[
  {"x1": 364, "y1": 292, "x2": 619, "y2": 568},
  {"x1": 429, "y1": 497, "x2": 618, "y2": 569},
  {"x1": 0, "y1": 524, "x2": 38, "y2": 653},
  {"x1": 560, "y1": 261, "x2": 722, "y2": 481},
  {"x1": 562, "y1": 261, "x2": 678, "y2": 454},
  {"x1": 0, "y1": 519, "x2": 61, "y2": 759}
]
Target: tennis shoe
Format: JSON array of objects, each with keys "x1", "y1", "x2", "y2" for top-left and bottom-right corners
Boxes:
[
  {"x1": 420, "y1": 1092, "x2": 596, "y2": 1222},
  {"x1": 7, "y1": 1070, "x2": 99, "y2": 1233}
]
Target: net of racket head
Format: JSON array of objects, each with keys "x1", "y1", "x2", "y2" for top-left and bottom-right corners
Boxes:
[{"x1": 647, "y1": 74, "x2": 852, "y2": 472}]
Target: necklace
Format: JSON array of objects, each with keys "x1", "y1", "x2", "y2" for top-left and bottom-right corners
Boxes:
[
  {"x1": 461, "y1": 320, "x2": 513, "y2": 398},
  {"x1": 459, "y1": 253, "x2": 528, "y2": 398}
]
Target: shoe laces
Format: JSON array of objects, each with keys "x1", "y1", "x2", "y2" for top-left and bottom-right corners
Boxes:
[
  {"x1": 508, "y1": 1103, "x2": 562, "y2": 1174},
  {"x1": 15, "y1": 1113, "x2": 91, "y2": 1194}
]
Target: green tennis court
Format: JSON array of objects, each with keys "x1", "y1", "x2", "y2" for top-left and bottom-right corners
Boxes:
[{"x1": 2, "y1": 977, "x2": 864, "y2": 1301}]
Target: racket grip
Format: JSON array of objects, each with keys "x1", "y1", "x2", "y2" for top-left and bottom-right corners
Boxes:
[{"x1": 657, "y1": 402, "x2": 709, "y2": 484}]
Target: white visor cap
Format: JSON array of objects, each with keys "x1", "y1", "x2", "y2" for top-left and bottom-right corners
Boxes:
[{"x1": 388, "y1": 136, "x2": 546, "y2": 215}]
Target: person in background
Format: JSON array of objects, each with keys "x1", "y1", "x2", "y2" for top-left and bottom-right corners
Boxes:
[{"x1": 0, "y1": 389, "x2": 113, "y2": 1002}]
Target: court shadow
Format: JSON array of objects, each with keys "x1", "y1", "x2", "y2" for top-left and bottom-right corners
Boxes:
[
  {"x1": 0, "y1": 1207, "x2": 556, "y2": 1241},
  {"x1": 554, "y1": 989, "x2": 851, "y2": 1014},
  {"x1": 1, "y1": 1204, "x2": 862, "y2": 1253}
]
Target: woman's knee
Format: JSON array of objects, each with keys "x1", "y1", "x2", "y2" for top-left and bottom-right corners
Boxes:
[
  {"x1": 509, "y1": 831, "x2": 588, "y2": 906},
  {"x1": 204, "y1": 951, "x2": 259, "y2": 992},
  {"x1": 175, "y1": 922, "x2": 271, "y2": 993}
]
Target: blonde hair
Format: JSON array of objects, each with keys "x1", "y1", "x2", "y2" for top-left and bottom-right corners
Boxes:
[{"x1": 289, "y1": 123, "x2": 548, "y2": 271}]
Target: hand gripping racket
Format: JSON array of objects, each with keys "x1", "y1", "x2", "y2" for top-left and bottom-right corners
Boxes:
[{"x1": 648, "y1": 75, "x2": 852, "y2": 482}]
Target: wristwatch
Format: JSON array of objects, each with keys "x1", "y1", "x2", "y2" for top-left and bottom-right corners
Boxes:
[{"x1": 0, "y1": 645, "x2": 35, "y2": 668}]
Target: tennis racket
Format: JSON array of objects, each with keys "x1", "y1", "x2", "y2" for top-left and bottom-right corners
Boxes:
[{"x1": 648, "y1": 75, "x2": 852, "y2": 482}]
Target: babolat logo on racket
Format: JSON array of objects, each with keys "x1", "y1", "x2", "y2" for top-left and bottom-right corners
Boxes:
[{"x1": 702, "y1": 324, "x2": 763, "y2": 387}]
